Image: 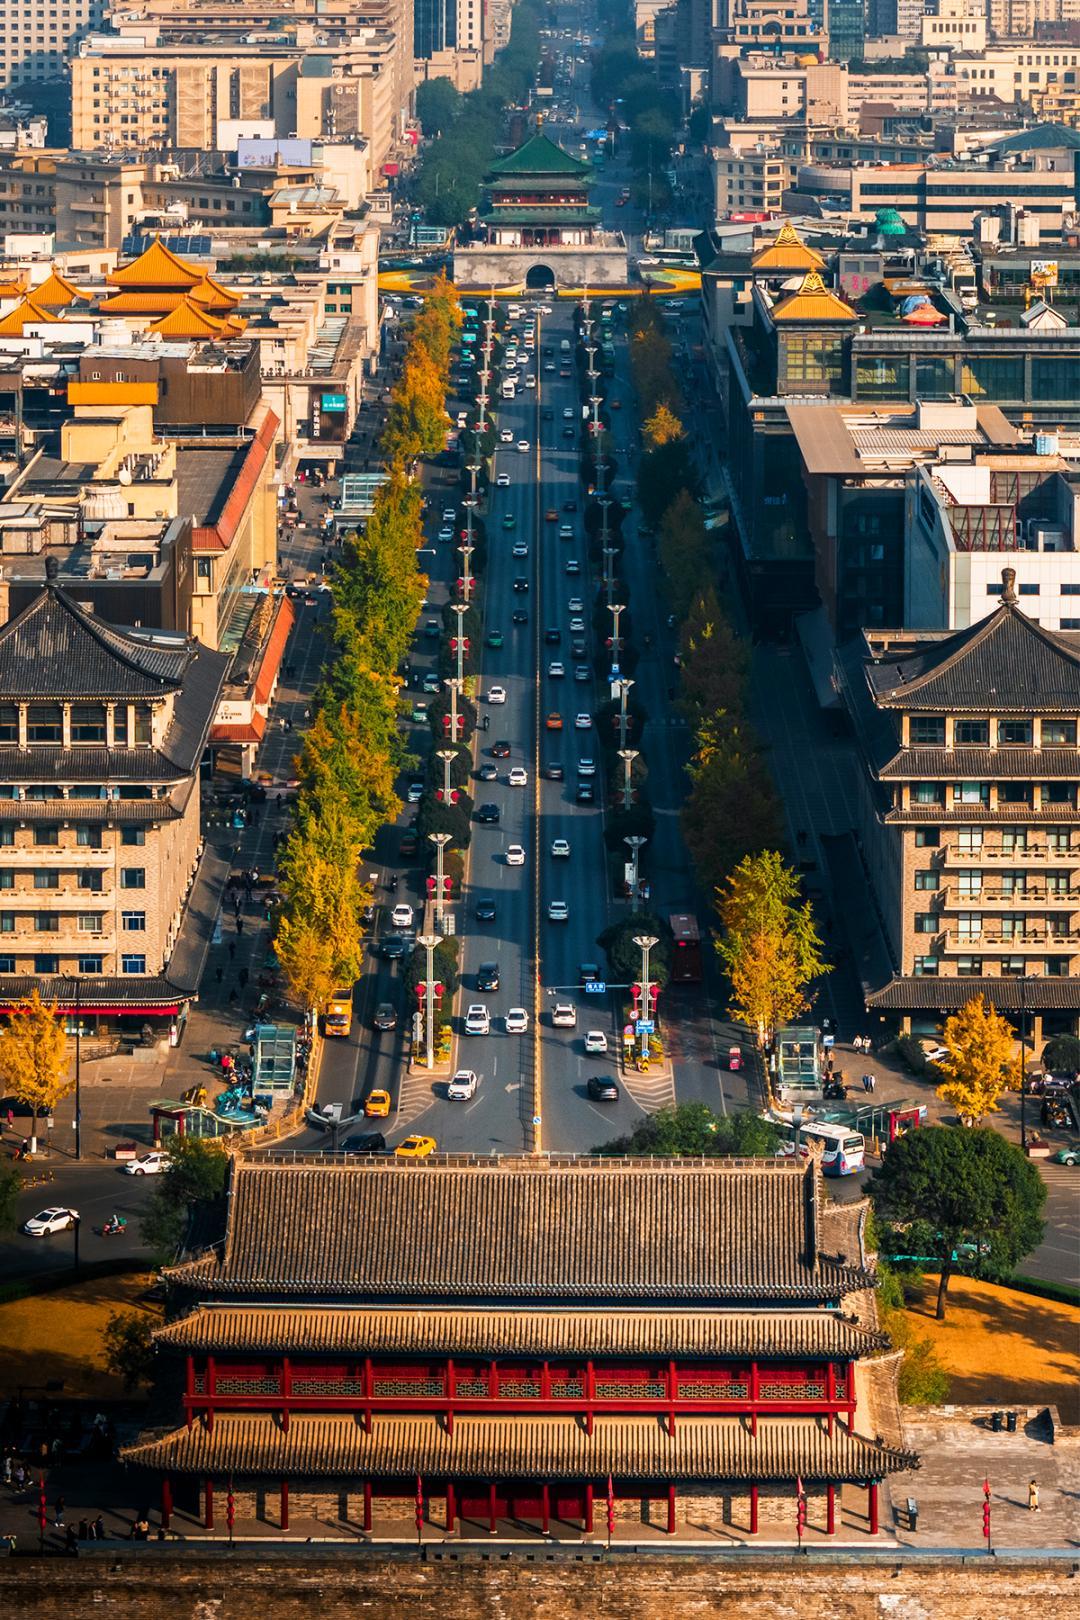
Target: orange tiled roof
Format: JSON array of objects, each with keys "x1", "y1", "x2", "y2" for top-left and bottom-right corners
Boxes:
[
  {"x1": 0, "y1": 279, "x2": 27, "y2": 300},
  {"x1": 0, "y1": 298, "x2": 60, "y2": 335},
  {"x1": 29, "y1": 268, "x2": 84, "y2": 307},
  {"x1": 751, "y1": 221, "x2": 826, "y2": 273},
  {"x1": 106, "y1": 235, "x2": 202, "y2": 289},
  {"x1": 771, "y1": 270, "x2": 857, "y2": 324},
  {"x1": 149, "y1": 298, "x2": 241, "y2": 337}
]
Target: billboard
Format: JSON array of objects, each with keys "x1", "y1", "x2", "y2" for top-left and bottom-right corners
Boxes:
[{"x1": 236, "y1": 136, "x2": 314, "y2": 169}]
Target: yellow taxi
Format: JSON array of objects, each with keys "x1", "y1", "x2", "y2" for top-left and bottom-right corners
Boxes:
[
  {"x1": 365, "y1": 1089, "x2": 392, "y2": 1118},
  {"x1": 395, "y1": 1134, "x2": 436, "y2": 1159}
]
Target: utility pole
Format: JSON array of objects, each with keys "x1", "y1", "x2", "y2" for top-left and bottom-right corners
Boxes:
[
  {"x1": 609, "y1": 602, "x2": 626, "y2": 680},
  {"x1": 436, "y1": 747, "x2": 457, "y2": 803},
  {"x1": 624, "y1": 834, "x2": 647, "y2": 902},
  {"x1": 458, "y1": 535, "x2": 475, "y2": 607},
  {"x1": 446, "y1": 677, "x2": 462, "y2": 750},
  {"x1": 633, "y1": 934, "x2": 658, "y2": 1064},
  {"x1": 427, "y1": 832, "x2": 452, "y2": 930},
  {"x1": 417, "y1": 932, "x2": 442, "y2": 1070},
  {"x1": 1019, "y1": 973, "x2": 1030, "y2": 1152},
  {"x1": 618, "y1": 747, "x2": 639, "y2": 811},
  {"x1": 450, "y1": 601, "x2": 468, "y2": 685},
  {"x1": 614, "y1": 677, "x2": 634, "y2": 751}
]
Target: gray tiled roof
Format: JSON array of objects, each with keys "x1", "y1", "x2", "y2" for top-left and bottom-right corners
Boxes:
[
  {"x1": 866, "y1": 605, "x2": 1080, "y2": 712},
  {"x1": 866, "y1": 976, "x2": 1079, "y2": 1010},
  {"x1": 123, "y1": 1413, "x2": 917, "y2": 1481},
  {"x1": 879, "y1": 748, "x2": 1079, "y2": 780},
  {"x1": 154, "y1": 1305, "x2": 888, "y2": 1359},
  {"x1": 0, "y1": 974, "x2": 184, "y2": 1007},
  {"x1": 169, "y1": 1157, "x2": 874, "y2": 1304},
  {"x1": 0, "y1": 584, "x2": 195, "y2": 698}
]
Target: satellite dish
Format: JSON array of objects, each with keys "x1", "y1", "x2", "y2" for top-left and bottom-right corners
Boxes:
[{"x1": 117, "y1": 467, "x2": 133, "y2": 486}]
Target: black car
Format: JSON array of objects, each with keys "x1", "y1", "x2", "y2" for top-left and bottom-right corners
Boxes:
[
  {"x1": 587, "y1": 1076, "x2": 620, "y2": 1103},
  {"x1": 571, "y1": 638, "x2": 587, "y2": 658},
  {"x1": 380, "y1": 933, "x2": 409, "y2": 960},
  {"x1": 563, "y1": 499, "x2": 578, "y2": 512},
  {"x1": 545, "y1": 627, "x2": 561, "y2": 645},
  {"x1": 475, "y1": 896, "x2": 497, "y2": 922},
  {"x1": 340, "y1": 1131, "x2": 387, "y2": 1155},
  {"x1": 542, "y1": 407, "x2": 554, "y2": 421},
  {"x1": 545, "y1": 761, "x2": 565, "y2": 781},
  {"x1": 562, "y1": 426, "x2": 575, "y2": 440},
  {"x1": 513, "y1": 576, "x2": 530, "y2": 593},
  {"x1": 576, "y1": 783, "x2": 595, "y2": 804},
  {"x1": 491, "y1": 740, "x2": 512, "y2": 758},
  {"x1": 478, "y1": 762, "x2": 498, "y2": 781},
  {"x1": 512, "y1": 608, "x2": 529, "y2": 625},
  {"x1": 477, "y1": 961, "x2": 500, "y2": 991},
  {"x1": 580, "y1": 962, "x2": 601, "y2": 989},
  {"x1": 373, "y1": 1003, "x2": 397, "y2": 1031},
  {"x1": 476, "y1": 803, "x2": 501, "y2": 824}
]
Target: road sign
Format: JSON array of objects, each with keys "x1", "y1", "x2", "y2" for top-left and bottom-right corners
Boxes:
[
  {"x1": 584, "y1": 979, "x2": 606, "y2": 994},
  {"x1": 635, "y1": 1019, "x2": 655, "y2": 1035}
]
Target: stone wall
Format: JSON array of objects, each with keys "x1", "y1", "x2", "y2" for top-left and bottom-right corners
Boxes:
[
  {"x1": 1, "y1": 1551, "x2": 1072, "y2": 1620},
  {"x1": 452, "y1": 245, "x2": 630, "y2": 288}
]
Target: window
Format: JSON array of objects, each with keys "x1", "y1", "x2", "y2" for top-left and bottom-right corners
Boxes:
[
  {"x1": 1001, "y1": 826, "x2": 1027, "y2": 853},
  {"x1": 960, "y1": 356, "x2": 1024, "y2": 401},
  {"x1": 910, "y1": 716, "x2": 946, "y2": 745},
  {"x1": 26, "y1": 703, "x2": 62, "y2": 742},
  {"x1": 955, "y1": 956, "x2": 983, "y2": 976},
  {"x1": 112, "y1": 707, "x2": 128, "y2": 746},
  {"x1": 1042, "y1": 720, "x2": 1077, "y2": 746},
  {"x1": 1042, "y1": 781, "x2": 1076, "y2": 805},
  {"x1": 121, "y1": 953, "x2": 146, "y2": 974},
  {"x1": 913, "y1": 782, "x2": 945, "y2": 805},
  {"x1": 121, "y1": 910, "x2": 145, "y2": 931},
  {"x1": 856, "y1": 355, "x2": 910, "y2": 400},
  {"x1": 953, "y1": 782, "x2": 989, "y2": 805},
  {"x1": 78, "y1": 955, "x2": 103, "y2": 974},
  {"x1": 1018, "y1": 583, "x2": 1039, "y2": 597},
  {"x1": 78, "y1": 871, "x2": 104, "y2": 892},
  {"x1": 914, "y1": 912, "x2": 938, "y2": 933},
  {"x1": 1045, "y1": 955, "x2": 1070, "y2": 976},
  {"x1": 120, "y1": 868, "x2": 145, "y2": 889},
  {"x1": 0, "y1": 913, "x2": 12, "y2": 934},
  {"x1": 0, "y1": 828, "x2": 11, "y2": 848},
  {"x1": 33, "y1": 827, "x2": 58, "y2": 846},
  {"x1": 70, "y1": 703, "x2": 106, "y2": 742},
  {"x1": 35, "y1": 913, "x2": 58, "y2": 932},
  {"x1": 999, "y1": 783, "x2": 1032, "y2": 805},
  {"x1": 914, "y1": 869, "x2": 938, "y2": 890},
  {"x1": 0, "y1": 705, "x2": 18, "y2": 742},
  {"x1": 913, "y1": 955, "x2": 939, "y2": 976},
  {"x1": 1001, "y1": 956, "x2": 1027, "y2": 976},
  {"x1": 915, "y1": 355, "x2": 955, "y2": 398},
  {"x1": 915, "y1": 828, "x2": 940, "y2": 847},
  {"x1": 133, "y1": 705, "x2": 152, "y2": 745},
  {"x1": 0, "y1": 956, "x2": 14, "y2": 973},
  {"x1": 76, "y1": 825, "x2": 103, "y2": 848},
  {"x1": 121, "y1": 826, "x2": 146, "y2": 846},
  {"x1": 956, "y1": 913, "x2": 982, "y2": 941},
  {"x1": 34, "y1": 955, "x2": 58, "y2": 974},
  {"x1": 33, "y1": 870, "x2": 58, "y2": 889},
  {"x1": 998, "y1": 720, "x2": 1032, "y2": 746},
  {"x1": 79, "y1": 912, "x2": 103, "y2": 932},
  {"x1": 782, "y1": 332, "x2": 845, "y2": 391},
  {"x1": 955, "y1": 720, "x2": 989, "y2": 745}
]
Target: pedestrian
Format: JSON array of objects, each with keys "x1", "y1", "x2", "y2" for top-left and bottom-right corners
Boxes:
[
  {"x1": 215, "y1": 965, "x2": 224, "y2": 986},
  {"x1": 228, "y1": 987, "x2": 238, "y2": 1006},
  {"x1": 65, "y1": 1523, "x2": 78, "y2": 1553},
  {"x1": 236, "y1": 916, "x2": 245, "y2": 936},
  {"x1": 227, "y1": 940, "x2": 236, "y2": 962},
  {"x1": 54, "y1": 1494, "x2": 65, "y2": 1528},
  {"x1": 238, "y1": 968, "x2": 249, "y2": 990},
  {"x1": 868, "y1": 1073, "x2": 876, "y2": 1093},
  {"x1": 5, "y1": 1107, "x2": 11, "y2": 1132},
  {"x1": 1028, "y1": 1480, "x2": 1039, "y2": 1512},
  {"x1": 13, "y1": 1463, "x2": 25, "y2": 1491},
  {"x1": 78, "y1": 1517, "x2": 88, "y2": 1541},
  {"x1": 94, "y1": 1515, "x2": 105, "y2": 1541},
  {"x1": 852, "y1": 1035, "x2": 863, "y2": 1054},
  {"x1": 861, "y1": 1073, "x2": 871, "y2": 1093}
]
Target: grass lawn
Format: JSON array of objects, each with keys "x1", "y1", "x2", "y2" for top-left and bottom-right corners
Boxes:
[
  {"x1": 0, "y1": 1270, "x2": 160, "y2": 1402},
  {"x1": 904, "y1": 1275, "x2": 1080, "y2": 1423}
]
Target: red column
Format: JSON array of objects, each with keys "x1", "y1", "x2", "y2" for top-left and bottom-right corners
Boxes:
[
  {"x1": 489, "y1": 1359, "x2": 497, "y2": 1400},
  {"x1": 488, "y1": 1483, "x2": 497, "y2": 1535},
  {"x1": 204, "y1": 1479, "x2": 214, "y2": 1531},
  {"x1": 280, "y1": 1480, "x2": 289, "y2": 1532},
  {"x1": 362, "y1": 1481, "x2": 372, "y2": 1533},
  {"x1": 281, "y1": 1356, "x2": 291, "y2": 1434},
  {"x1": 185, "y1": 1357, "x2": 194, "y2": 1430},
  {"x1": 585, "y1": 1484, "x2": 594, "y2": 1533},
  {"x1": 446, "y1": 1482, "x2": 456, "y2": 1533},
  {"x1": 749, "y1": 1362, "x2": 759, "y2": 1438},
  {"x1": 826, "y1": 1363, "x2": 835, "y2": 1437},
  {"x1": 446, "y1": 1357, "x2": 455, "y2": 1436},
  {"x1": 364, "y1": 1358, "x2": 373, "y2": 1434},
  {"x1": 826, "y1": 1484, "x2": 836, "y2": 1536},
  {"x1": 541, "y1": 1483, "x2": 550, "y2": 1534},
  {"x1": 206, "y1": 1356, "x2": 216, "y2": 1435},
  {"x1": 668, "y1": 1359, "x2": 677, "y2": 1438},
  {"x1": 541, "y1": 1361, "x2": 551, "y2": 1400},
  {"x1": 749, "y1": 1485, "x2": 759, "y2": 1535},
  {"x1": 161, "y1": 1475, "x2": 172, "y2": 1530},
  {"x1": 868, "y1": 1482, "x2": 879, "y2": 1536},
  {"x1": 667, "y1": 1484, "x2": 676, "y2": 1535},
  {"x1": 586, "y1": 1360, "x2": 595, "y2": 1436}
]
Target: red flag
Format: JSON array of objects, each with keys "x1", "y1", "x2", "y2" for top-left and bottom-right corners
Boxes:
[{"x1": 606, "y1": 1473, "x2": 615, "y2": 1541}]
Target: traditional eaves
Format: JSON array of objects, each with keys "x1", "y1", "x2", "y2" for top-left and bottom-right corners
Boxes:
[
  {"x1": 867, "y1": 976, "x2": 1080, "y2": 1011},
  {"x1": 751, "y1": 222, "x2": 826, "y2": 274},
  {"x1": 771, "y1": 270, "x2": 857, "y2": 324},
  {"x1": 149, "y1": 299, "x2": 228, "y2": 337},
  {"x1": 106, "y1": 235, "x2": 202, "y2": 288},
  {"x1": 866, "y1": 602, "x2": 1080, "y2": 712},
  {"x1": 0, "y1": 584, "x2": 194, "y2": 697},
  {"x1": 0, "y1": 298, "x2": 59, "y2": 335},
  {"x1": 28, "y1": 269, "x2": 84, "y2": 307},
  {"x1": 487, "y1": 133, "x2": 591, "y2": 178}
]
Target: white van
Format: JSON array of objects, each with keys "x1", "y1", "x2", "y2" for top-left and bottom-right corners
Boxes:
[
  {"x1": 560, "y1": 338, "x2": 571, "y2": 353},
  {"x1": 501, "y1": 379, "x2": 516, "y2": 399}
]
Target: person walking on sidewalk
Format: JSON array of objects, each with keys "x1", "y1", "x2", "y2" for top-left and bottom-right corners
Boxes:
[
  {"x1": 54, "y1": 1494, "x2": 65, "y2": 1528},
  {"x1": 1028, "y1": 1480, "x2": 1040, "y2": 1513}
]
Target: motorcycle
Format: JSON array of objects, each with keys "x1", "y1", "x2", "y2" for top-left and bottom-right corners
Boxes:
[{"x1": 102, "y1": 1216, "x2": 128, "y2": 1237}]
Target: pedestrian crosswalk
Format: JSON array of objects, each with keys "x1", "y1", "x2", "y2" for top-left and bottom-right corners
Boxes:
[
  {"x1": 393, "y1": 1066, "x2": 442, "y2": 1132},
  {"x1": 620, "y1": 1060, "x2": 676, "y2": 1115}
]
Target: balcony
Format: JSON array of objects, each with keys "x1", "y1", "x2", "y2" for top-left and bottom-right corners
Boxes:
[
  {"x1": 939, "y1": 927, "x2": 1080, "y2": 949},
  {"x1": 0, "y1": 847, "x2": 114, "y2": 865},
  {"x1": 939, "y1": 885, "x2": 1080, "y2": 907},
  {"x1": 1, "y1": 884, "x2": 113, "y2": 907},
  {"x1": 942, "y1": 843, "x2": 1076, "y2": 862}
]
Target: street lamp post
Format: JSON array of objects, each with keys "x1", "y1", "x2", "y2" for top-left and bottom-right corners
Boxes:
[
  {"x1": 458, "y1": 539, "x2": 475, "y2": 607},
  {"x1": 609, "y1": 603, "x2": 626, "y2": 679},
  {"x1": 63, "y1": 975, "x2": 82, "y2": 1161},
  {"x1": 615, "y1": 677, "x2": 634, "y2": 752},
  {"x1": 417, "y1": 932, "x2": 441, "y2": 1071},
  {"x1": 632, "y1": 934, "x2": 659, "y2": 1064},
  {"x1": 624, "y1": 834, "x2": 647, "y2": 902},
  {"x1": 446, "y1": 677, "x2": 462, "y2": 750},
  {"x1": 428, "y1": 832, "x2": 452, "y2": 930},
  {"x1": 436, "y1": 747, "x2": 457, "y2": 803},
  {"x1": 618, "y1": 748, "x2": 639, "y2": 812},
  {"x1": 1019, "y1": 973, "x2": 1030, "y2": 1152},
  {"x1": 450, "y1": 602, "x2": 468, "y2": 685}
]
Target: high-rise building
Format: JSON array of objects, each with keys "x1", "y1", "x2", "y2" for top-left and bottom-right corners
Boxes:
[{"x1": 0, "y1": 0, "x2": 105, "y2": 90}]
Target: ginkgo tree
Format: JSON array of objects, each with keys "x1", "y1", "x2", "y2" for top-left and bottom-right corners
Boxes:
[
  {"x1": 934, "y1": 994, "x2": 1017, "y2": 1125},
  {"x1": 0, "y1": 989, "x2": 71, "y2": 1154},
  {"x1": 716, "y1": 851, "x2": 828, "y2": 1044}
]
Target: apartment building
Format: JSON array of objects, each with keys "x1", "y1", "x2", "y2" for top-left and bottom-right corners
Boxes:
[
  {"x1": 837, "y1": 582, "x2": 1080, "y2": 1038},
  {"x1": 953, "y1": 42, "x2": 1080, "y2": 102},
  {"x1": 0, "y1": 0, "x2": 105, "y2": 90},
  {"x1": 713, "y1": 145, "x2": 796, "y2": 216},
  {"x1": 988, "y1": 0, "x2": 1080, "y2": 39},
  {"x1": 919, "y1": 0, "x2": 988, "y2": 53},
  {"x1": 0, "y1": 566, "x2": 228, "y2": 1017}
]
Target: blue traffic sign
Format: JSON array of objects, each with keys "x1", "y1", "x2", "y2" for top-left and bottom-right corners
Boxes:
[
  {"x1": 635, "y1": 1019, "x2": 655, "y2": 1035},
  {"x1": 584, "y1": 980, "x2": 606, "y2": 994}
]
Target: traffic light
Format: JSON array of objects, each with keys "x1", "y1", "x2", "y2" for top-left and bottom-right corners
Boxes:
[
  {"x1": 982, "y1": 1480, "x2": 991, "y2": 1543},
  {"x1": 450, "y1": 637, "x2": 470, "y2": 656}
]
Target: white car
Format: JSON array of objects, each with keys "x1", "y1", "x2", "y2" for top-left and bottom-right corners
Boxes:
[
  {"x1": 563, "y1": 407, "x2": 574, "y2": 420},
  {"x1": 524, "y1": 374, "x2": 536, "y2": 388},
  {"x1": 568, "y1": 597, "x2": 584, "y2": 613},
  {"x1": 505, "y1": 1007, "x2": 529, "y2": 1034},
  {"x1": 575, "y1": 713, "x2": 592, "y2": 729},
  {"x1": 548, "y1": 899, "x2": 569, "y2": 922},
  {"x1": 548, "y1": 661, "x2": 565, "y2": 678},
  {"x1": 550, "y1": 838, "x2": 571, "y2": 858},
  {"x1": 552, "y1": 1002, "x2": 577, "y2": 1027},
  {"x1": 517, "y1": 439, "x2": 530, "y2": 453},
  {"x1": 499, "y1": 428, "x2": 514, "y2": 443},
  {"x1": 508, "y1": 766, "x2": 528, "y2": 787},
  {"x1": 22, "y1": 1207, "x2": 79, "y2": 1238},
  {"x1": 496, "y1": 472, "x2": 511, "y2": 487},
  {"x1": 438, "y1": 526, "x2": 454, "y2": 544},
  {"x1": 390, "y1": 903, "x2": 415, "y2": 929},
  {"x1": 512, "y1": 541, "x2": 529, "y2": 557},
  {"x1": 584, "y1": 1030, "x2": 609, "y2": 1055},
  {"x1": 464, "y1": 1004, "x2": 490, "y2": 1036},
  {"x1": 442, "y1": 508, "x2": 456, "y2": 522},
  {"x1": 125, "y1": 1151, "x2": 168, "y2": 1176},
  {"x1": 447, "y1": 1068, "x2": 479, "y2": 1100},
  {"x1": 578, "y1": 757, "x2": 595, "y2": 777},
  {"x1": 544, "y1": 361, "x2": 556, "y2": 372},
  {"x1": 569, "y1": 617, "x2": 585, "y2": 632},
  {"x1": 487, "y1": 686, "x2": 507, "y2": 705},
  {"x1": 506, "y1": 844, "x2": 526, "y2": 866}
]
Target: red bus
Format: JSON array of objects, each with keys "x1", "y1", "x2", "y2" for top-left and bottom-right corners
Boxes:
[{"x1": 668, "y1": 914, "x2": 703, "y2": 984}]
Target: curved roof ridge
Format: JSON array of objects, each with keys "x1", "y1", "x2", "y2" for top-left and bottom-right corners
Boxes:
[
  {"x1": 880, "y1": 601, "x2": 1080, "y2": 699},
  {"x1": 0, "y1": 583, "x2": 192, "y2": 690}
]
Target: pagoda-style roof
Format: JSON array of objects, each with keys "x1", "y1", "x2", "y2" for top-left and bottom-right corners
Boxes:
[
  {"x1": 154, "y1": 1305, "x2": 890, "y2": 1360},
  {"x1": 752, "y1": 223, "x2": 826, "y2": 274},
  {"x1": 106, "y1": 235, "x2": 203, "y2": 289},
  {"x1": 28, "y1": 269, "x2": 84, "y2": 308},
  {"x1": 100, "y1": 275, "x2": 241, "y2": 318},
  {"x1": 148, "y1": 299, "x2": 246, "y2": 338},
  {"x1": 123, "y1": 1413, "x2": 917, "y2": 1482},
  {"x1": 481, "y1": 207, "x2": 602, "y2": 226},
  {"x1": 488, "y1": 133, "x2": 591, "y2": 179},
  {"x1": 488, "y1": 176, "x2": 590, "y2": 196},
  {"x1": 0, "y1": 298, "x2": 60, "y2": 335},
  {"x1": 0, "y1": 279, "x2": 26, "y2": 299},
  {"x1": 771, "y1": 270, "x2": 857, "y2": 325},
  {"x1": 0, "y1": 582, "x2": 195, "y2": 697},
  {"x1": 167, "y1": 1155, "x2": 875, "y2": 1305}
]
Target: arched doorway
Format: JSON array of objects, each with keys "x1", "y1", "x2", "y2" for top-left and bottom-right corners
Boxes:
[{"x1": 525, "y1": 263, "x2": 556, "y2": 290}]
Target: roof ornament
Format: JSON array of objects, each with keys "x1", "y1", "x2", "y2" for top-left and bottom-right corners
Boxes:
[
  {"x1": 44, "y1": 555, "x2": 59, "y2": 582},
  {"x1": 1000, "y1": 566, "x2": 1018, "y2": 606}
]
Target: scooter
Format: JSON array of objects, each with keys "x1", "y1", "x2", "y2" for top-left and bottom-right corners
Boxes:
[{"x1": 102, "y1": 1216, "x2": 128, "y2": 1237}]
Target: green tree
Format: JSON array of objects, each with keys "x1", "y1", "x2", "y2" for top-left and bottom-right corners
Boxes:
[
  {"x1": 594, "y1": 1103, "x2": 780, "y2": 1157},
  {"x1": 716, "y1": 851, "x2": 827, "y2": 1042},
  {"x1": 876, "y1": 1269, "x2": 951, "y2": 1405},
  {"x1": 140, "y1": 1136, "x2": 228, "y2": 1259},
  {"x1": 658, "y1": 492, "x2": 710, "y2": 619},
  {"x1": 870, "y1": 1126, "x2": 1046, "y2": 1320},
  {"x1": 102, "y1": 1310, "x2": 157, "y2": 1391},
  {"x1": 682, "y1": 723, "x2": 784, "y2": 897},
  {"x1": 0, "y1": 990, "x2": 71, "y2": 1154},
  {"x1": 416, "y1": 76, "x2": 461, "y2": 136},
  {"x1": 935, "y1": 995, "x2": 1016, "y2": 1126},
  {"x1": 1040, "y1": 1033, "x2": 1080, "y2": 1074},
  {"x1": 598, "y1": 910, "x2": 672, "y2": 991},
  {"x1": 638, "y1": 438, "x2": 699, "y2": 528},
  {"x1": 678, "y1": 587, "x2": 748, "y2": 719}
]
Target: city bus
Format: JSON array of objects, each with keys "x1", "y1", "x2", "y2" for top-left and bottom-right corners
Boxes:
[
  {"x1": 324, "y1": 988, "x2": 354, "y2": 1038},
  {"x1": 668, "y1": 914, "x2": 703, "y2": 983},
  {"x1": 775, "y1": 1119, "x2": 866, "y2": 1177}
]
